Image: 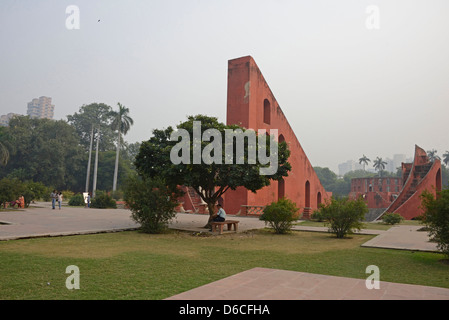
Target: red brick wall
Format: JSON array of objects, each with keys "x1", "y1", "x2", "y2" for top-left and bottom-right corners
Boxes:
[{"x1": 223, "y1": 56, "x2": 329, "y2": 218}]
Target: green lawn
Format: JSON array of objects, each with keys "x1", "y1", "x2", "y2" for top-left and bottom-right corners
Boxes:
[
  {"x1": 297, "y1": 219, "x2": 423, "y2": 231},
  {"x1": 0, "y1": 229, "x2": 448, "y2": 299}
]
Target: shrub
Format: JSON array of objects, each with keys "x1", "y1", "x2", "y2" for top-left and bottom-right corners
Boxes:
[
  {"x1": 68, "y1": 193, "x2": 86, "y2": 206},
  {"x1": 111, "y1": 190, "x2": 123, "y2": 201},
  {"x1": 382, "y1": 212, "x2": 404, "y2": 225},
  {"x1": 259, "y1": 198, "x2": 299, "y2": 234},
  {"x1": 61, "y1": 190, "x2": 75, "y2": 201},
  {"x1": 0, "y1": 178, "x2": 50, "y2": 208},
  {"x1": 124, "y1": 176, "x2": 183, "y2": 234},
  {"x1": 318, "y1": 196, "x2": 368, "y2": 238},
  {"x1": 311, "y1": 209, "x2": 326, "y2": 222},
  {"x1": 90, "y1": 191, "x2": 117, "y2": 209},
  {"x1": 421, "y1": 189, "x2": 449, "y2": 258},
  {"x1": 21, "y1": 181, "x2": 49, "y2": 207}
]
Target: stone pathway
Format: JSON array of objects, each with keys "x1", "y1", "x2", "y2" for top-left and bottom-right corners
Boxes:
[
  {"x1": 166, "y1": 267, "x2": 449, "y2": 300},
  {"x1": 0, "y1": 202, "x2": 139, "y2": 240},
  {"x1": 361, "y1": 225, "x2": 438, "y2": 252}
]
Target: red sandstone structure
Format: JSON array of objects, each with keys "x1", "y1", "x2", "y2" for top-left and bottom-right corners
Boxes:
[
  {"x1": 375, "y1": 145, "x2": 442, "y2": 220},
  {"x1": 175, "y1": 58, "x2": 442, "y2": 222},
  {"x1": 349, "y1": 176, "x2": 402, "y2": 210},
  {"x1": 350, "y1": 145, "x2": 442, "y2": 221},
  {"x1": 178, "y1": 56, "x2": 330, "y2": 218},
  {"x1": 221, "y1": 56, "x2": 330, "y2": 218}
]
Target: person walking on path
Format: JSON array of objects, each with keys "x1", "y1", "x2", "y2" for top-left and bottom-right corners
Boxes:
[
  {"x1": 50, "y1": 190, "x2": 57, "y2": 210},
  {"x1": 58, "y1": 192, "x2": 63, "y2": 210},
  {"x1": 86, "y1": 192, "x2": 91, "y2": 208}
]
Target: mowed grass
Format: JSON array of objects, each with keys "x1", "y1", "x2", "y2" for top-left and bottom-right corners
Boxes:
[
  {"x1": 297, "y1": 219, "x2": 423, "y2": 231},
  {"x1": 0, "y1": 229, "x2": 448, "y2": 300}
]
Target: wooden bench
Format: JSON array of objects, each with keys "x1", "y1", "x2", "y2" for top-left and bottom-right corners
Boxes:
[{"x1": 210, "y1": 220, "x2": 239, "y2": 235}]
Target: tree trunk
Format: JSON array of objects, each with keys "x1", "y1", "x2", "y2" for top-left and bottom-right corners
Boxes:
[
  {"x1": 85, "y1": 126, "x2": 94, "y2": 192},
  {"x1": 92, "y1": 127, "x2": 100, "y2": 198},
  {"x1": 204, "y1": 201, "x2": 216, "y2": 229},
  {"x1": 112, "y1": 129, "x2": 121, "y2": 192}
]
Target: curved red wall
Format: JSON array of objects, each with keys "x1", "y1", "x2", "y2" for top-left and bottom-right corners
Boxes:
[{"x1": 384, "y1": 145, "x2": 442, "y2": 220}]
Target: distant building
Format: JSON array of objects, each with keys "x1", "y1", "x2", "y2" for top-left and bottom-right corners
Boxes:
[
  {"x1": 0, "y1": 113, "x2": 21, "y2": 126},
  {"x1": 385, "y1": 154, "x2": 407, "y2": 173},
  {"x1": 340, "y1": 154, "x2": 409, "y2": 176},
  {"x1": 349, "y1": 176, "x2": 402, "y2": 208},
  {"x1": 27, "y1": 96, "x2": 55, "y2": 119},
  {"x1": 338, "y1": 160, "x2": 363, "y2": 176}
]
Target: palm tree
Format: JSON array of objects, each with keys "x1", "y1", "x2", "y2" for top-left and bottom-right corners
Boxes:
[
  {"x1": 111, "y1": 103, "x2": 134, "y2": 192},
  {"x1": 373, "y1": 157, "x2": 387, "y2": 176},
  {"x1": 427, "y1": 149, "x2": 440, "y2": 162},
  {"x1": 443, "y1": 151, "x2": 449, "y2": 167},
  {"x1": 68, "y1": 103, "x2": 114, "y2": 194},
  {"x1": 0, "y1": 142, "x2": 9, "y2": 166},
  {"x1": 358, "y1": 154, "x2": 371, "y2": 171},
  {"x1": 92, "y1": 127, "x2": 101, "y2": 198},
  {"x1": 85, "y1": 125, "x2": 94, "y2": 192}
]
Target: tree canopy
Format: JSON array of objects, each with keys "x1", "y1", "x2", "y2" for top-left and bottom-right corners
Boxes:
[
  {"x1": 0, "y1": 116, "x2": 85, "y2": 190},
  {"x1": 135, "y1": 114, "x2": 291, "y2": 224}
]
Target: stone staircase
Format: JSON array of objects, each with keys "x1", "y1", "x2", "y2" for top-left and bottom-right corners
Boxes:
[
  {"x1": 187, "y1": 187, "x2": 208, "y2": 214},
  {"x1": 390, "y1": 163, "x2": 432, "y2": 210}
]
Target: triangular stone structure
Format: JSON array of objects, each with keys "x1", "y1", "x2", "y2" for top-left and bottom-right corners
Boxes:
[{"x1": 222, "y1": 56, "x2": 330, "y2": 218}]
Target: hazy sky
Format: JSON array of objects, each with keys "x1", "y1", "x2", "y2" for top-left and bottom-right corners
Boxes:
[{"x1": 1, "y1": 0, "x2": 448, "y2": 173}]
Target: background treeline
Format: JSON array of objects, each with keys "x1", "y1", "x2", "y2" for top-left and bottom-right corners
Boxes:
[{"x1": 0, "y1": 103, "x2": 140, "y2": 198}]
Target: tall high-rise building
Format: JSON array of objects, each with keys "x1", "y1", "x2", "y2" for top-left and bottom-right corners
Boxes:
[{"x1": 27, "y1": 96, "x2": 55, "y2": 119}]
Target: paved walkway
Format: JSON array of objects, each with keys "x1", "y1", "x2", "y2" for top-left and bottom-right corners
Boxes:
[
  {"x1": 166, "y1": 267, "x2": 449, "y2": 300},
  {"x1": 361, "y1": 225, "x2": 438, "y2": 252},
  {"x1": 0, "y1": 202, "x2": 139, "y2": 240},
  {"x1": 0, "y1": 204, "x2": 439, "y2": 252},
  {"x1": 0, "y1": 203, "x2": 445, "y2": 300}
]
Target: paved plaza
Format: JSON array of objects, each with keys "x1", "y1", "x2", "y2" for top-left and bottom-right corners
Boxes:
[
  {"x1": 166, "y1": 267, "x2": 449, "y2": 300},
  {"x1": 0, "y1": 202, "x2": 447, "y2": 300}
]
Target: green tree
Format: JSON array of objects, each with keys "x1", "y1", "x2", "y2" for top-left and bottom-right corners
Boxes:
[
  {"x1": 373, "y1": 157, "x2": 387, "y2": 177},
  {"x1": 318, "y1": 196, "x2": 368, "y2": 238},
  {"x1": 124, "y1": 175, "x2": 183, "y2": 234},
  {"x1": 0, "y1": 178, "x2": 22, "y2": 208},
  {"x1": 358, "y1": 155, "x2": 371, "y2": 171},
  {"x1": 67, "y1": 103, "x2": 115, "y2": 194},
  {"x1": 427, "y1": 149, "x2": 440, "y2": 162},
  {"x1": 0, "y1": 127, "x2": 12, "y2": 167},
  {"x1": 111, "y1": 103, "x2": 134, "y2": 192},
  {"x1": 442, "y1": 165, "x2": 449, "y2": 189},
  {"x1": 421, "y1": 189, "x2": 449, "y2": 258},
  {"x1": 93, "y1": 150, "x2": 134, "y2": 192},
  {"x1": 2, "y1": 116, "x2": 85, "y2": 190},
  {"x1": 313, "y1": 167, "x2": 338, "y2": 191},
  {"x1": 0, "y1": 142, "x2": 9, "y2": 167},
  {"x1": 442, "y1": 151, "x2": 449, "y2": 167},
  {"x1": 135, "y1": 115, "x2": 291, "y2": 227},
  {"x1": 314, "y1": 167, "x2": 376, "y2": 198},
  {"x1": 21, "y1": 181, "x2": 49, "y2": 207}
]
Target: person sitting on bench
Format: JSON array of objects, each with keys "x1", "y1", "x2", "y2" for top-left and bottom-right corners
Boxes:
[{"x1": 213, "y1": 203, "x2": 226, "y2": 222}]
